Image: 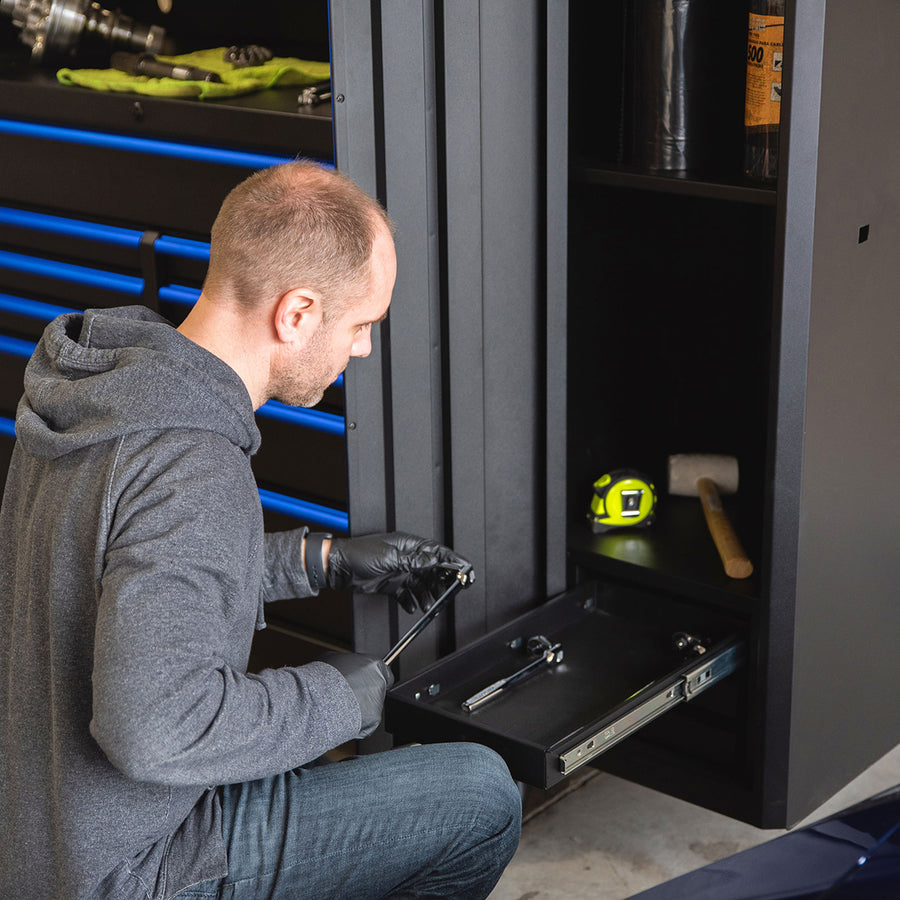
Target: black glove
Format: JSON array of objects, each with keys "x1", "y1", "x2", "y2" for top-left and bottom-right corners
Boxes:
[
  {"x1": 319, "y1": 651, "x2": 394, "y2": 739},
  {"x1": 327, "y1": 532, "x2": 472, "y2": 613}
]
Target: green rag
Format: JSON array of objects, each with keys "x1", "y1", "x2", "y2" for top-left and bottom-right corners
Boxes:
[{"x1": 57, "y1": 47, "x2": 330, "y2": 100}]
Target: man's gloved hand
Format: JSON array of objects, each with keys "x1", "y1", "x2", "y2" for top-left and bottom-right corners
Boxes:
[
  {"x1": 319, "y1": 651, "x2": 394, "y2": 739},
  {"x1": 327, "y1": 532, "x2": 472, "y2": 613}
]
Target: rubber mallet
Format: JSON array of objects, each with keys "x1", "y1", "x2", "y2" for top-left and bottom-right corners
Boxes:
[{"x1": 667, "y1": 453, "x2": 753, "y2": 579}]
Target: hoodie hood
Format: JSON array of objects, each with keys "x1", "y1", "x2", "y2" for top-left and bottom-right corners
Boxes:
[{"x1": 16, "y1": 306, "x2": 260, "y2": 460}]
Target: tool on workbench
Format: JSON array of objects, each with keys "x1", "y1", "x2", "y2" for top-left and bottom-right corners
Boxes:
[
  {"x1": 222, "y1": 44, "x2": 273, "y2": 68},
  {"x1": 668, "y1": 453, "x2": 753, "y2": 579},
  {"x1": 111, "y1": 51, "x2": 221, "y2": 82},
  {"x1": 382, "y1": 564, "x2": 473, "y2": 666},
  {"x1": 298, "y1": 80, "x2": 332, "y2": 106},
  {"x1": 587, "y1": 468, "x2": 657, "y2": 533},
  {"x1": 461, "y1": 634, "x2": 564, "y2": 713}
]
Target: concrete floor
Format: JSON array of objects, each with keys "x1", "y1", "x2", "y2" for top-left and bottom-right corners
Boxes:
[{"x1": 489, "y1": 742, "x2": 900, "y2": 899}]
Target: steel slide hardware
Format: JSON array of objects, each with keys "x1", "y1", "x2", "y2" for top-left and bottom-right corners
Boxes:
[{"x1": 558, "y1": 640, "x2": 743, "y2": 775}]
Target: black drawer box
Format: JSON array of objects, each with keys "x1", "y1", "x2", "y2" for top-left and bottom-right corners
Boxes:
[{"x1": 385, "y1": 581, "x2": 744, "y2": 789}]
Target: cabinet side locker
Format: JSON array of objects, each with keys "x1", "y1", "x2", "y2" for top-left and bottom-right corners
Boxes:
[
  {"x1": 336, "y1": 0, "x2": 557, "y2": 674},
  {"x1": 332, "y1": 0, "x2": 452, "y2": 683},
  {"x1": 778, "y1": 0, "x2": 900, "y2": 826}
]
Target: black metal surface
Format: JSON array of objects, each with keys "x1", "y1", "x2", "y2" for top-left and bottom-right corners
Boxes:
[
  {"x1": 779, "y1": 0, "x2": 900, "y2": 825},
  {"x1": 631, "y1": 784, "x2": 900, "y2": 899},
  {"x1": 0, "y1": 69, "x2": 333, "y2": 158},
  {"x1": 386, "y1": 581, "x2": 742, "y2": 788}
]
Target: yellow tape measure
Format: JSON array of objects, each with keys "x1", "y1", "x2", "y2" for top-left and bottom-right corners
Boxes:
[{"x1": 588, "y1": 469, "x2": 657, "y2": 533}]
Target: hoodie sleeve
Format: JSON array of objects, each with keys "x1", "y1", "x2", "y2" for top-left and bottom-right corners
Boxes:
[
  {"x1": 90, "y1": 431, "x2": 361, "y2": 787},
  {"x1": 262, "y1": 527, "x2": 317, "y2": 602}
]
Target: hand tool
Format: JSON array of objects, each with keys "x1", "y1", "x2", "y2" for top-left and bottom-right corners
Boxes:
[
  {"x1": 668, "y1": 453, "x2": 753, "y2": 579},
  {"x1": 461, "y1": 634, "x2": 564, "y2": 713},
  {"x1": 382, "y1": 564, "x2": 473, "y2": 666},
  {"x1": 298, "y1": 81, "x2": 332, "y2": 106},
  {"x1": 222, "y1": 45, "x2": 273, "y2": 68},
  {"x1": 110, "y1": 51, "x2": 222, "y2": 83},
  {"x1": 587, "y1": 468, "x2": 657, "y2": 533}
]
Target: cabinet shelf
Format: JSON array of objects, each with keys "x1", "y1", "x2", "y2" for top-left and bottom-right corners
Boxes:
[
  {"x1": 568, "y1": 497, "x2": 760, "y2": 612},
  {"x1": 573, "y1": 161, "x2": 777, "y2": 206},
  {"x1": 0, "y1": 64, "x2": 333, "y2": 160}
]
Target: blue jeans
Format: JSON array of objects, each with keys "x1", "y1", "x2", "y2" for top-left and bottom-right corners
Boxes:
[{"x1": 173, "y1": 743, "x2": 521, "y2": 900}]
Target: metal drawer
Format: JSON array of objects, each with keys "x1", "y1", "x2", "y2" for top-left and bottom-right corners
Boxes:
[{"x1": 385, "y1": 581, "x2": 744, "y2": 789}]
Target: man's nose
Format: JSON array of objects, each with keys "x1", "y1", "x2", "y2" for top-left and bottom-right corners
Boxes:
[{"x1": 351, "y1": 330, "x2": 372, "y2": 358}]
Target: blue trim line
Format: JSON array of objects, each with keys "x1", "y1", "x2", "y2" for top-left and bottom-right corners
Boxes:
[
  {"x1": 0, "y1": 206, "x2": 143, "y2": 248},
  {"x1": 0, "y1": 415, "x2": 346, "y2": 529},
  {"x1": 0, "y1": 117, "x2": 302, "y2": 170},
  {"x1": 0, "y1": 293, "x2": 74, "y2": 321},
  {"x1": 0, "y1": 204, "x2": 212, "y2": 262},
  {"x1": 158, "y1": 284, "x2": 202, "y2": 306},
  {"x1": 154, "y1": 235, "x2": 211, "y2": 262},
  {"x1": 257, "y1": 400, "x2": 345, "y2": 436},
  {"x1": 0, "y1": 249, "x2": 143, "y2": 295},
  {"x1": 258, "y1": 488, "x2": 349, "y2": 532},
  {"x1": 0, "y1": 334, "x2": 36, "y2": 358}
]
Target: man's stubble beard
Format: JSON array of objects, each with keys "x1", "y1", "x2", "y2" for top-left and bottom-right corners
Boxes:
[{"x1": 270, "y1": 321, "x2": 340, "y2": 409}]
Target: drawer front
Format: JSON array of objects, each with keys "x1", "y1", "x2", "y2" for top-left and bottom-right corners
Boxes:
[{"x1": 385, "y1": 581, "x2": 745, "y2": 788}]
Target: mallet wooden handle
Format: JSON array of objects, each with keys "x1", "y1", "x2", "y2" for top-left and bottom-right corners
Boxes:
[{"x1": 696, "y1": 477, "x2": 754, "y2": 579}]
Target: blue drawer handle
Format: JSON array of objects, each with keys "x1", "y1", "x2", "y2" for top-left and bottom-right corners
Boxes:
[
  {"x1": 0, "y1": 415, "x2": 347, "y2": 530},
  {"x1": 158, "y1": 284, "x2": 201, "y2": 306},
  {"x1": 0, "y1": 292, "x2": 74, "y2": 321},
  {"x1": 257, "y1": 400, "x2": 345, "y2": 436},
  {"x1": 154, "y1": 235, "x2": 211, "y2": 262},
  {"x1": 0, "y1": 117, "x2": 308, "y2": 170},
  {"x1": 0, "y1": 249, "x2": 143, "y2": 296},
  {"x1": 0, "y1": 205, "x2": 211, "y2": 262},
  {"x1": 258, "y1": 488, "x2": 348, "y2": 532},
  {"x1": 0, "y1": 334, "x2": 37, "y2": 358},
  {"x1": 0, "y1": 206, "x2": 142, "y2": 248},
  {"x1": 0, "y1": 316, "x2": 344, "y2": 428}
]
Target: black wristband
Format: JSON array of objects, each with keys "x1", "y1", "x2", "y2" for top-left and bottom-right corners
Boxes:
[{"x1": 305, "y1": 532, "x2": 332, "y2": 592}]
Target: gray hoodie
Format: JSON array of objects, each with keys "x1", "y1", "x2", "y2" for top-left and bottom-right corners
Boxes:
[{"x1": 0, "y1": 306, "x2": 361, "y2": 899}]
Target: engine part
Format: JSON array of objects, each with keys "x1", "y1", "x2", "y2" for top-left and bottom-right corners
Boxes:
[{"x1": 0, "y1": 0, "x2": 168, "y2": 63}]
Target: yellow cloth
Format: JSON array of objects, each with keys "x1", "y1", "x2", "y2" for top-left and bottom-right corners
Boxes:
[{"x1": 57, "y1": 47, "x2": 329, "y2": 100}]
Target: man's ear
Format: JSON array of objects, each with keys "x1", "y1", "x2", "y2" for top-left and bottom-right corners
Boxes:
[{"x1": 273, "y1": 287, "x2": 324, "y2": 344}]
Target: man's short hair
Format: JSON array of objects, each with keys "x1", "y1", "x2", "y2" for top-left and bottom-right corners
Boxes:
[{"x1": 204, "y1": 161, "x2": 392, "y2": 318}]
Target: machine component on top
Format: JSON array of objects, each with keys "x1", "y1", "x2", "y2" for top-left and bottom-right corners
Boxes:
[
  {"x1": 0, "y1": 0, "x2": 168, "y2": 63},
  {"x1": 588, "y1": 468, "x2": 657, "y2": 533}
]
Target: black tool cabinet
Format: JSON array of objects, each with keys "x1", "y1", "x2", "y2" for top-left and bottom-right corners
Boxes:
[
  {"x1": 331, "y1": 0, "x2": 900, "y2": 831},
  {"x1": 0, "y1": 3, "x2": 353, "y2": 664},
  {"x1": 1, "y1": 0, "x2": 899, "y2": 835}
]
